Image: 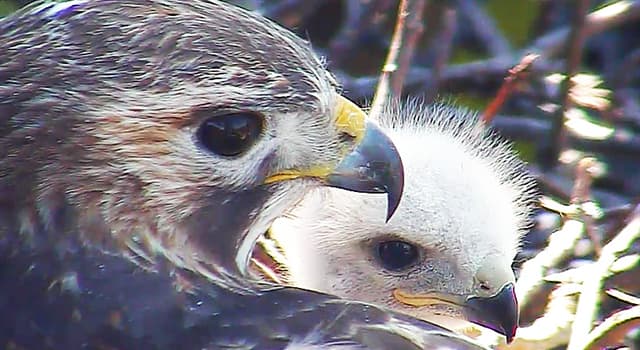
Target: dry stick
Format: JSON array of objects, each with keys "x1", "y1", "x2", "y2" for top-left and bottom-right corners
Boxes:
[
  {"x1": 530, "y1": 0, "x2": 640, "y2": 58},
  {"x1": 369, "y1": 0, "x2": 426, "y2": 119},
  {"x1": 546, "y1": 0, "x2": 590, "y2": 170},
  {"x1": 585, "y1": 305, "x2": 640, "y2": 349},
  {"x1": 570, "y1": 158, "x2": 603, "y2": 256},
  {"x1": 516, "y1": 157, "x2": 599, "y2": 310},
  {"x1": 264, "y1": 0, "x2": 327, "y2": 27},
  {"x1": 496, "y1": 284, "x2": 577, "y2": 350},
  {"x1": 343, "y1": 0, "x2": 640, "y2": 100},
  {"x1": 491, "y1": 159, "x2": 600, "y2": 349},
  {"x1": 328, "y1": 0, "x2": 396, "y2": 68},
  {"x1": 567, "y1": 204, "x2": 640, "y2": 350},
  {"x1": 391, "y1": 0, "x2": 427, "y2": 96},
  {"x1": 480, "y1": 53, "x2": 539, "y2": 124},
  {"x1": 423, "y1": 5, "x2": 456, "y2": 104}
]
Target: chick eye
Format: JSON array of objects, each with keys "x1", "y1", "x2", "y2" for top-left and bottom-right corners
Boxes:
[
  {"x1": 376, "y1": 240, "x2": 419, "y2": 271},
  {"x1": 197, "y1": 112, "x2": 263, "y2": 157}
]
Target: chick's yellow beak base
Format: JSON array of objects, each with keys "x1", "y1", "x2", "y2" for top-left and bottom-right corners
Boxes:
[{"x1": 392, "y1": 289, "x2": 462, "y2": 308}]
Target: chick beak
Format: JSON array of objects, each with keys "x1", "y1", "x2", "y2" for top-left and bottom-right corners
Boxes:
[
  {"x1": 325, "y1": 121, "x2": 404, "y2": 221},
  {"x1": 464, "y1": 283, "x2": 519, "y2": 343}
]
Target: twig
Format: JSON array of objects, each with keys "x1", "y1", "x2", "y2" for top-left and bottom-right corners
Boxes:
[
  {"x1": 570, "y1": 158, "x2": 602, "y2": 256},
  {"x1": 496, "y1": 284, "x2": 578, "y2": 350},
  {"x1": 567, "y1": 204, "x2": 640, "y2": 350},
  {"x1": 369, "y1": 0, "x2": 426, "y2": 119},
  {"x1": 530, "y1": 0, "x2": 640, "y2": 58},
  {"x1": 263, "y1": 0, "x2": 327, "y2": 27},
  {"x1": 340, "y1": 57, "x2": 560, "y2": 100},
  {"x1": 328, "y1": 0, "x2": 396, "y2": 68},
  {"x1": 341, "y1": 0, "x2": 640, "y2": 100},
  {"x1": 546, "y1": 0, "x2": 591, "y2": 170},
  {"x1": 584, "y1": 305, "x2": 640, "y2": 349},
  {"x1": 515, "y1": 218, "x2": 584, "y2": 309},
  {"x1": 391, "y1": 0, "x2": 427, "y2": 97},
  {"x1": 607, "y1": 289, "x2": 640, "y2": 305},
  {"x1": 457, "y1": 0, "x2": 511, "y2": 56},
  {"x1": 481, "y1": 54, "x2": 539, "y2": 124},
  {"x1": 423, "y1": 4, "x2": 456, "y2": 104}
]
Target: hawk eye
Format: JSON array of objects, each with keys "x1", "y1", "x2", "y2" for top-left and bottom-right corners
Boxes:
[
  {"x1": 376, "y1": 240, "x2": 419, "y2": 271},
  {"x1": 197, "y1": 112, "x2": 263, "y2": 157}
]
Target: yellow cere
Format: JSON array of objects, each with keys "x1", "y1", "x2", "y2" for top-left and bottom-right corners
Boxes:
[
  {"x1": 263, "y1": 165, "x2": 335, "y2": 184},
  {"x1": 263, "y1": 96, "x2": 367, "y2": 185},
  {"x1": 335, "y1": 95, "x2": 366, "y2": 142}
]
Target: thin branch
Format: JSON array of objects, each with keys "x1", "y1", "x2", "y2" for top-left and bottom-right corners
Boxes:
[
  {"x1": 481, "y1": 53, "x2": 539, "y2": 124},
  {"x1": 547, "y1": 0, "x2": 591, "y2": 170},
  {"x1": 328, "y1": 0, "x2": 396, "y2": 68},
  {"x1": 263, "y1": 0, "x2": 327, "y2": 27},
  {"x1": 570, "y1": 158, "x2": 602, "y2": 256},
  {"x1": 391, "y1": 0, "x2": 427, "y2": 96},
  {"x1": 496, "y1": 284, "x2": 577, "y2": 350},
  {"x1": 341, "y1": 0, "x2": 640, "y2": 100},
  {"x1": 530, "y1": 0, "x2": 640, "y2": 58},
  {"x1": 568, "y1": 204, "x2": 640, "y2": 350},
  {"x1": 515, "y1": 218, "x2": 584, "y2": 309},
  {"x1": 369, "y1": 0, "x2": 427, "y2": 118},
  {"x1": 607, "y1": 289, "x2": 640, "y2": 305},
  {"x1": 584, "y1": 305, "x2": 640, "y2": 349},
  {"x1": 423, "y1": 4, "x2": 456, "y2": 104}
]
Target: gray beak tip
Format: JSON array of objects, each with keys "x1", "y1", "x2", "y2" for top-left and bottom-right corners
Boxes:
[
  {"x1": 326, "y1": 122, "x2": 404, "y2": 222},
  {"x1": 465, "y1": 283, "x2": 518, "y2": 343}
]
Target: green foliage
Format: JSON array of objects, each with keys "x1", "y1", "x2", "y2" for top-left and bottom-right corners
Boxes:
[
  {"x1": 485, "y1": 0, "x2": 539, "y2": 47},
  {"x1": 0, "y1": 0, "x2": 19, "y2": 17}
]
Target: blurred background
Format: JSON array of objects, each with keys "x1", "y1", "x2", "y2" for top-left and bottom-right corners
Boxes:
[{"x1": 2, "y1": 0, "x2": 639, "y2": 349}]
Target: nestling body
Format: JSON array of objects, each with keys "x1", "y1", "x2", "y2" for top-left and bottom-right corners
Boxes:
[{"x1": 262, "y1": 101, "x2": 537, "y2": 341}]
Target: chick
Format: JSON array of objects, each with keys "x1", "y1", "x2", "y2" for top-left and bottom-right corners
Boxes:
[{"x1": 259, "y1": 101, "x2": 537, "y2": 342}]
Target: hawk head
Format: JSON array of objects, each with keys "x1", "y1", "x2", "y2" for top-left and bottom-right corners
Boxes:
[{"x1": 0, "y1": 0, "x2": 403, "y2": 292}]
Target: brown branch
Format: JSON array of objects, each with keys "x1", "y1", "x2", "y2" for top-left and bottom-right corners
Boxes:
[
  {"x1": 391, "y1": 0, "x2": 427, "y2": 96},
  {"x1": 341, "y1": 0, "x2": 640, "y2": 100},
  {"x1": 546, "y1": 0, "x2": 591, "y2": 170},
  {"x1": 423, "y1": 4, "x2": 456, "y2": 104},
  {"x1": 369, "y1": 0, "x2": 426, "y2": 119},
  {"x1": 585, "y1": 305, "x2": 640, "y2": 349},
  {"x1": 570, "y1": 158, "x2": 602, "y2": 256},
  {"x1": 328, "y1": 0, "x2": 396, "y2": 68},
  {"x1": 530, "y1": 0, "x2": 640, "y2": 58},
  {"x1": 567, "y1": 204, "x2": 640, "y2": 350},
  {"x1": 264, "y1": 0, "x2": 328, "y2": 27},
  {"x1": 480, "y1": 53, "x2": 539, "y2": 124}
]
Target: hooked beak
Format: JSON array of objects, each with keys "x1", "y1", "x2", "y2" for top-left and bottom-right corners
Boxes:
[
  {"x1": 325, "y1": 121, "x2": 404, "y2": 221},
  {"x1": 465, "y1": 282, "x2": 518, "y2": 343},
  {"x1": 393, "y1": 282, "x2": 519, "y2": 343},
  {"x1": 265, "y1": 96, "x2": 404, "y2": 221}
]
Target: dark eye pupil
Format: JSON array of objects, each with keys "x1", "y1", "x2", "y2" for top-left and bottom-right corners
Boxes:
[
  {"x1": 197, "y1": 112, "x2": 263, "y2": 157},
  {"x1": 376, "y1": 240, "x2": 419, "y2": 271}
]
